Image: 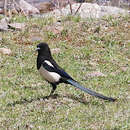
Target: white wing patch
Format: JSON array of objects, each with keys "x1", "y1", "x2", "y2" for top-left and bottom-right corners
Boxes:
[
  {"x1": 39, "y1": 65, "x2": 61, "y2": 83},
  {"x1": 44, "y1": 60, "x2": 54, "y2": 67}
]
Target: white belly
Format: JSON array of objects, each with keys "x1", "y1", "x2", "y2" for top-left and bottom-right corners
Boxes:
[{"x1": 39, "y1": 66, "x2": 61, "y2": 83}]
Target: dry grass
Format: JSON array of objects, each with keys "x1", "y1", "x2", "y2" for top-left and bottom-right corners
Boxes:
[{"x1": 0, "y1": 14, "x2": 130, "y2": 129}]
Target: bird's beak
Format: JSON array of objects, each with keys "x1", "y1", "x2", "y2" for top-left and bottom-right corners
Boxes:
[{"x1": 36, "y1": 47, "x2": 40, "y2": 51}]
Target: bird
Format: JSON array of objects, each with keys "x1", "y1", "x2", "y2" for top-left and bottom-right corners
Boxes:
[{"x1": 36, "y1": 42, "x2": 116, "y2": 102}]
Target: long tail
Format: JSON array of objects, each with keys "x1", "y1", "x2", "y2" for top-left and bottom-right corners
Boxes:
[{"x1": 67, "y1": 79, "x2": 116, "y2": 102}]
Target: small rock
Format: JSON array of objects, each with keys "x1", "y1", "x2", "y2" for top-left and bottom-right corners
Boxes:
[
  {"x1": 0, "y1": 23, "x2": 8, "y2": 31},
  {"x1": 89, "y1": 61, "x2": 98, "y2": 67},
  {"x1": 30, "y1": 36, "x2": 42, "y2": 42},
  {"x1": 121, "y1": 66, "x2": 128, "y2": 72},
  {"x1": 0, "y1": 48, "x2": 12, "y2": 55},
  {"x1": 86, "y1": 71, "x2": 106, "y2": 78},
  {"x1": 35, "y1": 2, "x2": 53, "y2": 13},
  {"x1": 44, "y1": 103, "x2": 54, "y2": 112},
  {"x1": 46, "y1": 24, "x2": 64, "y2": 35},
  {"x1": 126, "y1": 40, "x2": 130, "y2": 43},
  {"x1": 0, "y1": 17, "x2": 9, "y2": 31},
  {"x1": 8, "y1": 23, "x2": 26, "y2": 30},
  {"x1": 0, "y1": 8, "x2": 3, "y2": 14},
  {"x1": 18, "y1": 0, "x2": 40, "y2": 15},
  {"x1": 110, "y1": 70, "x2": 120, "y2": 76},
  {"x1": 0, "y1": 17, "x2": 10, "y2": 23},
  {"x1": 51, "y1": 48, "x2": 61, "y2": 54}
]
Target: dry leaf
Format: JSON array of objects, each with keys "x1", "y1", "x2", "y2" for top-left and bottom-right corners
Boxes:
[{"x1": 0, "y1": 48, "x2": 12, "y2": 55}]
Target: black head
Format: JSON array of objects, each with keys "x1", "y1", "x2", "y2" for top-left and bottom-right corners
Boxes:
[
  {"x1": 36, "y1": 42, "x2": 49, "y2": 51},
  {"x1": 36, "y1": 42, "x2": 52, "y2": 57}
]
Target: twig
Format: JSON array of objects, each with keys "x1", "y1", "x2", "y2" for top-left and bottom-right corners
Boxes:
[
  {"x1": 56, "y1": 0, "x2": 60, "y2": 9},
  {"x1": 74, "y1": 2, "x2": 82, "y2": 15},
  {"x1": 68, "y1": 0, "x2": 73, "y2": 14},
  {"x1": 4, "y1": 0, "x2": 7, "y2": 16},
  {"x1": 8, "y1": 0, "x2": 12, "y2": 18},
  {"x1": 13, "y1": 0, "x2": 27, "y2": 17},
  {"x1": 50, "y1": 0, "x2": 63, "y2": 14}
]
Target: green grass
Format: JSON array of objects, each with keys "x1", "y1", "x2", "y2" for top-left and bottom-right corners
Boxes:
[{"x1": 0, "y1": 14, "x2": 130, "y2": 129}]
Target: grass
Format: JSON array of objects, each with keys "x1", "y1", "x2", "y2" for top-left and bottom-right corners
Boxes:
[{"x1": 0, "y1": 14, "x2": 130, "y2": 129}]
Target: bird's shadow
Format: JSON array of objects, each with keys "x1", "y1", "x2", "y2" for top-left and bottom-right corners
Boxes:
[
  {"x1": 7, "y1": 93, "x2": 90, "y2": 107},
  {"x1": 7, "y1": 94, "x2": 58, "y2": 107},
  {"x1": 7, "y1": 85, "x2": 114, "y2": 107}
]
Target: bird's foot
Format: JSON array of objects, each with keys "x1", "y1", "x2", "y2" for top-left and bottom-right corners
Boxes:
[{"x1": 49, "y1": 93, "x2": 58, "y2": 99}]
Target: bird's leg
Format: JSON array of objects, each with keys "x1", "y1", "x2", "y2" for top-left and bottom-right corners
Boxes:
[{"x1": 49, "y1": 84, "x2": 57, "y2": 96}]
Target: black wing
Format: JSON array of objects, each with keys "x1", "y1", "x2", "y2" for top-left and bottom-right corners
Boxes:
[{"x1": 42, "y1": 61, "x2": 73, "y2": 80}]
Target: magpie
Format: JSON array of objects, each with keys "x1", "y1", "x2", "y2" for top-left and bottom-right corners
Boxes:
[{"x1": 36, "y1": 42, "x2": 116, "y2": 102}]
